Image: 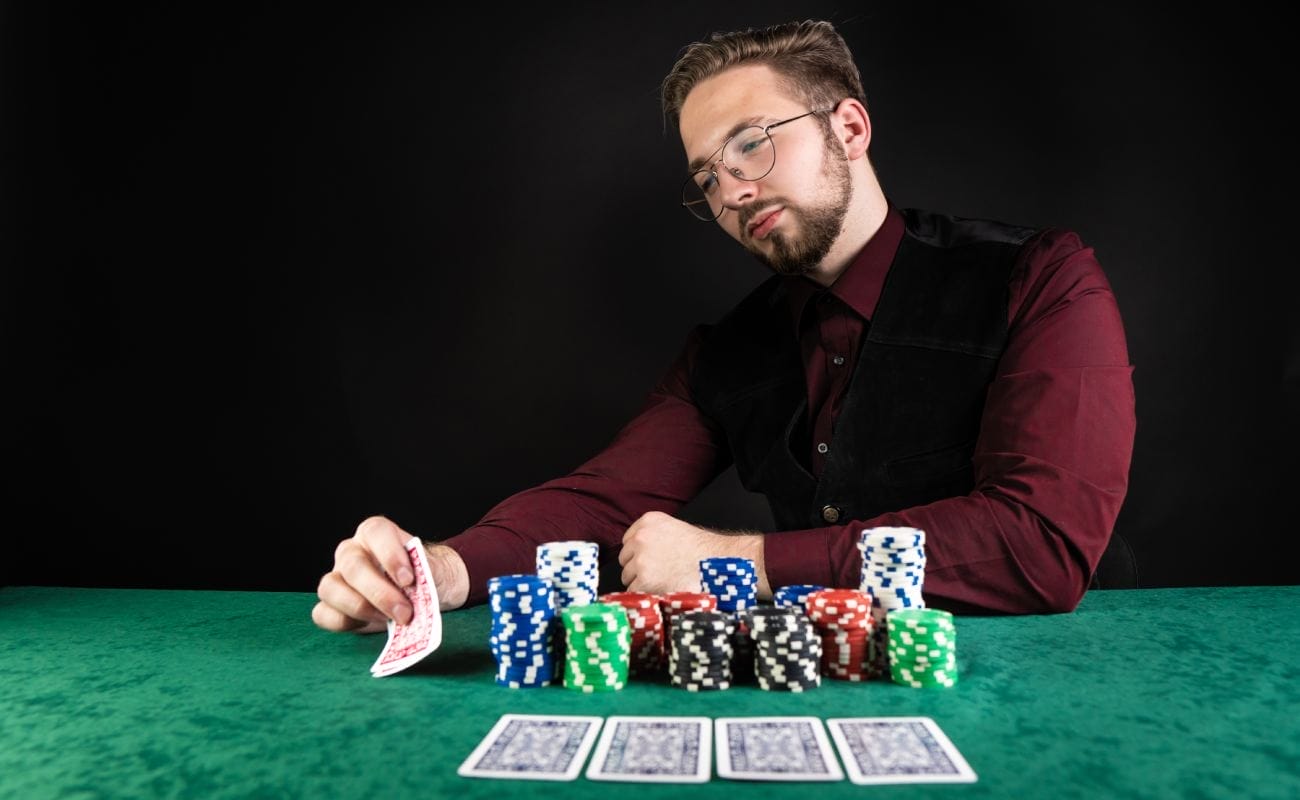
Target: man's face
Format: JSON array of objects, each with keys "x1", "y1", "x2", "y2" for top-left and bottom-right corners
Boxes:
[{"x1": 679, "y1": 64, "x2": 852, "y2": 277}]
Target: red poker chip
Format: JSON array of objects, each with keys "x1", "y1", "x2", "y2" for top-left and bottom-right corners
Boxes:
[
  {"x1": 600, "y1": 591, "x2": 661, "y2": 610},
  {"x1": 597, "y1": 592, "x2": 669, "y2": 674},
  {"x1": 818, "y1": 625, "x2": 871, "y2": 679},
  {"x1": 662, "y1": 592, "x2": 717, "y2": 612},
  {"x1": 806, "y1": 593, "x2": 874, "y2": 629}
]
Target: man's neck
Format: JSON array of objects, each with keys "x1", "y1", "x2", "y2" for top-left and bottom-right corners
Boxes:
[{"x1": 807, "y1": 184, "x2": 889, "y2": 288}]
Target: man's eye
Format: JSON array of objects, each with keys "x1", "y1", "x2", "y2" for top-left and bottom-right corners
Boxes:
[{"x1": 734, "y1": 133, "x2": 768, "y2": 158}]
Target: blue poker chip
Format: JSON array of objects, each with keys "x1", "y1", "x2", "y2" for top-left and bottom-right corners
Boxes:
[
  {"x1": 772, "y1": 584, "x2": 827, "y2": 609},
  {"x1": 699, "y1": 557, "x2": 757, "y2": 612},
  {"x1": 489, "y1": 571, "x2": 563, "y2": 688}
]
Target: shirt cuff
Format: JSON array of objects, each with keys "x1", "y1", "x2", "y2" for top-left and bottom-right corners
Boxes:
[
  {"x1": 763, "y1": 524, "x2": 846, "y2": 591},
  {"x1": 439, "y1": 526, "x2": 533, "y2": 607}
]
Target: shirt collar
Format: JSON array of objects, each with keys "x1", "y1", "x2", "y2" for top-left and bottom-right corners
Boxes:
[{"x1": 786, "y1": 201, "x2": 905, "y2": 333}]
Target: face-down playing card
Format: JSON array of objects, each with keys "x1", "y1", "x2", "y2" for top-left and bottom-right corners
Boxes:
[
  {"x1": 714, "y1": 717, "x2": 844, "y2": 781},
  {"x1": 458, "y1": 714, "x2": 603, "y2": 781},
  {"x1": 371, "y1": 536, "x2": 442, "y2": 677},
  {"x1": 825, "y1": 717, "x2": 977, "y2": 784},
  {"x1": 585, "y1": 716, "x2": 711, "y2": 783}
]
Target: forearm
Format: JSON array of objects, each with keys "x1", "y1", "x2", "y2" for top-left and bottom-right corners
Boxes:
[
  {"x1": 439, "y1": 479, "x2": 647, "y2": 607},
  {"x1": 762, "y1": 357, "x2": 1135, "y2": 615},
  {"x1": 763, "y1": 480, "x2": 1119, "y2": 615}
]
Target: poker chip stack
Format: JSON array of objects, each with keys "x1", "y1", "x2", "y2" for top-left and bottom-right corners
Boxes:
[
  {"x1": 697, "y1": 558, "x2": 761, "y2": 683},
  {"x1": 728, "y1": 608, "x2": 755, "y2": 684},
  {"x1": 559, "y1": 602, "x2": 631, "y2": 693},
  {"x1": 699, "y1": 557, "x2": 758, "y2": 612},
  {"x1": 857, "y1": 527, "x2": 927, "y2": 678},
  {"x1": 597, "y1": 591, "x2": 665, "y2": 677},
  {"x1": 773, "y1": 584, "x2": 827, "y2": 615},
  {"x1": 536, "y1": 541, "x2": 600, "y2": 668},
  {"x1": 659, "y1": 592, "x2": 717, "y2": 666},
  {"x1": 747, "y1": 606, "x2": 822, "y2": 692},
  {"x1": 487, "y1": 574, "x2": 556, "y2": 688},
  {"x1": 668, "y1": 610, "x2": 734, "y2": 691},
  {"x1": 804, "y1": 589, "x2": 875, "y2": 681},
  {"x1": 886, "y1": 608, "x2": 958, "y2": 688},
  {"x1": 536, "y1": 541, "x2": 600, "y2": 609}
]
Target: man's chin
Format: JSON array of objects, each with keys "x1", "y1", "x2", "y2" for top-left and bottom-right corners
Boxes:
[{"x1": 750, "y1": 234, "x2": 814, "y2": 276}]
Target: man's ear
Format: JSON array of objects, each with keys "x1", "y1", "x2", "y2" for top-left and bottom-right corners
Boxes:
[{"x1": 834, "y1": 98, "x2": 871, "y2": 160}]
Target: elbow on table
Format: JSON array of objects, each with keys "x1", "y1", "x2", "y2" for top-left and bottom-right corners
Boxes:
[
  {"x1": 1039, "y1": 581, "x2": 1088, "y2": 615},
  {"x1": 931, "y1": 558, "x2": 1090, "y2": 616},
  {"x1": 976, "y1": 549, "x2": 1092, "y2": 615},
  {"x1": 973, "y1": 580, "x2": 1085, "y2": 617},
  {"x1": 1023, "y1": 560, "x2": 1092, "y2": 615},
  {"x1": 1019, "y1": 504, "x2": 1117, "y2": 614}
]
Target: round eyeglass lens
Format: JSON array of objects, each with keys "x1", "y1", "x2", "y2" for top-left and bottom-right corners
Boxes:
[{"x1": 680, "y1": 127, "x2": 777, "y2": 221}]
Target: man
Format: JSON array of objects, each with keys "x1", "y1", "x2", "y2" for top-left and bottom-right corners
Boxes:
[{"x1": 312, "y1": 19, "x2": 1135, "y2": 634}]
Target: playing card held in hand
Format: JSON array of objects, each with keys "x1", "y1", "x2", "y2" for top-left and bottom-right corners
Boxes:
[{"x1": 370, "y1": 537, "x2": 442, "y2": 677}]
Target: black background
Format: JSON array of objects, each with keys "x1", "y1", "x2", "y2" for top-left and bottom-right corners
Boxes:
[{"x1": 3, "y1": 3, "x2": 1296, "y2": 592}]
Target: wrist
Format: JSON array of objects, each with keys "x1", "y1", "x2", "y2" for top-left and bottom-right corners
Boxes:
[
  {"x1": 424, "y1": 543, "x2": 469, "y2": 610},
  {"x1": 740, "y1": 534, "x2": 771, "y2": 599},
  {"x1": 712, "y1": 530, "x2": 770, "y2": 600}
]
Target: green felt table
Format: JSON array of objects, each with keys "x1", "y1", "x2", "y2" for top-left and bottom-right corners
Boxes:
[{"x1": 2, "y1": 585, "x2": 1298, "y2": 799}]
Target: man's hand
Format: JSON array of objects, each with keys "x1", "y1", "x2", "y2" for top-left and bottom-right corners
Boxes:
[
  {"x1": 312, "y1": 515, "x2": 470, "y2": 633},
  {"x1": 618, "y1": 511, "x2": 770, "y2": 598}
]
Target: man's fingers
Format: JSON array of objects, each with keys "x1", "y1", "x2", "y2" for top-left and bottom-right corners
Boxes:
[
  {"x1": 354, "y1": 618, "x2": 387, "y2": 634},
  {"x1": 311, "y1": 516, "x2": 426, "y2": 634},
  {"x1": 336, "y1": 545, "x2": 412, "y2": 625},
  {"x1": 617, "y1": 540, "x2": 633, "y2": 567},
  {"x1": 317, "y1": 569, "x2": 390, "y2": 626},
  {"x1": 335, "y1": 533, "x2": 410, "y2": 626},
  {"x1": 311, "y1": 599, "x2": 368, "y2": 631},
  {"x1": 355, "y1": 516, "x2": 416, "y2": 587},
  {"x1": 627, "y1": 574, "x2": 654, "y2": 594},
  {"x1": 312, "y1": 601, "x2": 387, "y2": 634}
]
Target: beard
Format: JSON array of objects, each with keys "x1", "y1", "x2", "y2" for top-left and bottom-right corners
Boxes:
[{"x1": 743, "y1": 144, "x2": 853, "y2": 277}]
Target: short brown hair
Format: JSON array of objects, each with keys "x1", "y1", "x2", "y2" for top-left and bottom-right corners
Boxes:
[{"x1": 660, "y1": 19, "x2": 866, "y2": 133}]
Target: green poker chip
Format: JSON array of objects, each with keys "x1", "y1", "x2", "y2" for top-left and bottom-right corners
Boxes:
[
  {"x1": 886, "y1": 608, "x2": 958, "y2": 689},
  {"x1": 561, "y1": 603, "x2": 631, "y2": 692}
]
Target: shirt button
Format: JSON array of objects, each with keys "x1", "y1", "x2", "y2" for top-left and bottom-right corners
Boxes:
[
  {"x1": 816, "y1": 442, "x2": 829, "y2": 454},
  {"x1": 832, "y1": 355, "x2": 845, "y2": 366},
  {"x1": 821, "y1": 505, "x2": 841, "y2": 523}
]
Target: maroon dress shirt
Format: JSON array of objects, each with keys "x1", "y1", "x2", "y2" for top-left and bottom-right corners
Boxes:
[{"x1": 441, "y1": 203, "x2": 1136, "y2": 614}]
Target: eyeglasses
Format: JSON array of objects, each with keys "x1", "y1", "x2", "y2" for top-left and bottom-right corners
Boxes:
[{"x1": 681, "y1": 108, "x2": 832, "y2": 222}]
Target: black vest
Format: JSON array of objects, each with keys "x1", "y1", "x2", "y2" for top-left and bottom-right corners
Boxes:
[{"x1": 688, "y1": 207, "x2": 1039, "y2": 530}]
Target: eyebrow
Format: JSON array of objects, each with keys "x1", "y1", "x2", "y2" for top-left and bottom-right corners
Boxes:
[{"x1": 686, "y1": 115, "x2": 767, "y2": 174}]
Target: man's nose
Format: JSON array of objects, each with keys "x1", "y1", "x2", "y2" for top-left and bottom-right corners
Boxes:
[{"x1": 715, "y1": 168, "x2": 757, "y2": 213}]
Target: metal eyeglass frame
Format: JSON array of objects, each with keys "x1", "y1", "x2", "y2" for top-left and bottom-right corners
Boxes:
[{"x1": 680, "y1": 107, "x2": 833, "y2": 222}]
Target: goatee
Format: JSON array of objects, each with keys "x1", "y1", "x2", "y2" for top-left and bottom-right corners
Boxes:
[{"x1": 747, "y1": 147, "x2": 853, "y2": 276}]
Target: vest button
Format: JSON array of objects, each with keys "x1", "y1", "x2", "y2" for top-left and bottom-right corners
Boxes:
[{"x1": 821, "y1": 505, "x2": 841, "y2": 523}]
